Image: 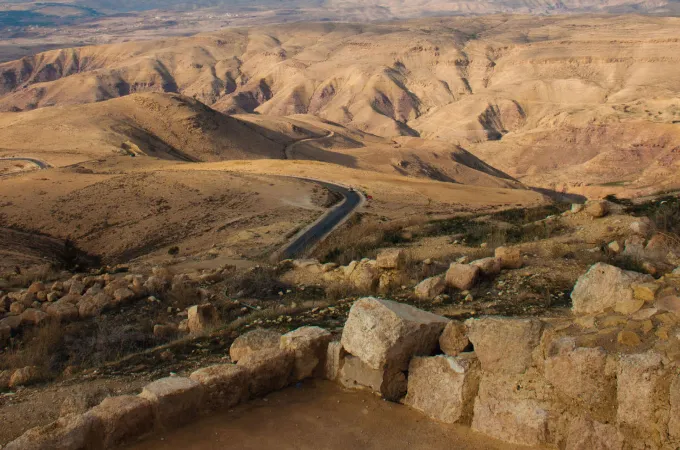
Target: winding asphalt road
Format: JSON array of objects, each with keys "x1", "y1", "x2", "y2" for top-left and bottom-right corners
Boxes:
[{"x1": 1, "y1": 133, "x2": 363, "y2": 261}]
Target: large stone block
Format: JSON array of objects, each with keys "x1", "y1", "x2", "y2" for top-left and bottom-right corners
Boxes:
[
  {"x1": 571, "y1": 263, "x2": 653, "y2": 315},
  {"x1": 4, "y1": 413, "x2": 105, "y2": 450},
  {"x1": 617, "y1": 352, "x2": 669, "y2": 445},
  {"x1": 139, "y1": 377, "x2": 204, "y2": 430},
  {"x1": 340, "y1": 297, "x2": 448, "y2": 372},
  {"x1": 564, "y1": 417, "x2": 624, "y2": 450},
  {"x1": 470, "y1": 257, "x2": 502, "y2": 277},
  {"x1": 471, "y1": 371, "x2": 557, "y2": 447},
  {"x1": 348, "y1": 260, "x2": 380, "y2": 291},
  {"x1": 438, "y1": 320, "x2": 469, "y2": 356},
  {"x1": 544, "y1": 342, "x2": 616, "y2": 420},
  {"x1": 237, "y1": 347, "x2": 294, "y2": 398},
  {"x1": 190, "y1": 364, "x2": 247, "y2": 410},
  {"x1": 445, "y1": 263, "x2": 479, "y2": 290},
  {"x1": 87, "y1": 395, "x2": 154, "y2": 448},
  {"x1": 376, "y1": 248, "x2": 406, "y2": 269},
  {"x1": 337, "y1": 354, "x2": 407, "y2": 401},
  {"x1": 229, "y1": 328, "x2": 282, "y2": 363},
  {"x1": 187, "y1": 303, "x2": 218, "y2": 334},
  {"x1": 466, "y1": 317, "x2": 542, "y2": 374},
  {"x1": 280, "y1": 326, "x2": 332, "y2": 381},
  {"x1": 404, "y1": 353, "x2": 480, "y2": 424},
  {"x1": 324, "y1": 341, "x2": 345, "y2": 381}
]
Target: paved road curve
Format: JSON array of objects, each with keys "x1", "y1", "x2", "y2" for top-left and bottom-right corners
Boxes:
[
  {"x1": 0, "y1": 157, "x2": 50, "y2": 170},
  {"x1": 275, "y1": 178, "x2": 363, "y2": 261}
]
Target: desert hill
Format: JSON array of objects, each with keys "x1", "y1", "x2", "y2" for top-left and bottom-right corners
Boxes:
[{"x1": 1, "y1": 16, "x2": 680, "y2": 195}]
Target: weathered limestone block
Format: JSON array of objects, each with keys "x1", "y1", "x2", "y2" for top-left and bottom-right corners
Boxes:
[
  {"x1": 571, "y1": 263, "x2": 653, "y2": 315},
  {"x1": 139, "y1": 377, "x2": 204, "y2": 429},
  {"x1": 229, "y1": 328, "x2": 282, "y2": 363},
  {"x1": 4, "y1": 413, "x2": 105, "y2": 450},
  {"x1": 237, "y1": 348, "x2": 294, "y2": 398},
  {"x1": 564, "y1": 417, "x2": 624, "y2": 450},
  {"x1": 280, "y1": 326, "x2": 332, "y2": 381},
  {"x1": 348, "y1": 260, "x2": 380, "y2": 291},
  {"x1": 9, "y1": 366, "x2": 41, "y2": 388},
  {"x1": 584, "y1": 200, "x2": 609, "y2": 218},
  {"x1": 544, "y1": 342, "x2": 616, "y2": 419},
  {"x1": 337, "y1": 354, "x2": 407, "y2": 401},
  {"x1": 438, "y1": 320, "x2": 469, "y2": 356},
  {"x1": 376, "y1": 248, "x2": 406, "y2": 269},
  {"x1": 189, "y1": 364, "x2": 247, "y2": 410},
  {"x1": 414, "y1": 275, "x2": 446, "y2": 300},
  {"x1": 341, "y1": 297, "x2": 448, "y2": 372},
  {"x1": 470, "y1": 257, "x2": 502, "y2": 277},
  {"x1": 467, "y1": 317, "x2": 543, "y2": 374},
  {"x1": 87, "y1": 395, "x2": 153, "y2": 448},
  {"x1": 324, "y1": 341, "x2": 345, "y2": 381},
  {"x1": 404, "y1": 353, "x2": 481, "y2": 424},
  {"x1": 617, "y1": 352, "x2": 669, "y2": 446},
  {"x1": 445, "y1": 263, "x2": 479, "y2": 290},
  {"x1": 187, "y1": 303, "x2": 218, "y2": 334},
  {"x1": 495, "y1": 246, "x2": 522, "y2": 269},
  {"x1": 45, "y1": 300, "x2": 79, "y2": 322},
  {"x1": 471, "y1": 371, "x2": 557, "y2": 447}
]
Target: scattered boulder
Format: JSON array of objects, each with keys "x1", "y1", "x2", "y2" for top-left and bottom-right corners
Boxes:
[
  {"x1": 470, "y1": 257, "x2": 502, "y2": 277},
  {"x1": 87, "y1": 396, "x2": 154, "y2": 448},
  {"x1": 607, "y1": 241, "x2": 622, "y2": 254},
  {"x1": 9, "y1": 366, "x2": 41, "y2": 388},
  {"x1": 189, "y1": 364, "x2": 247, "y2": 410},
  {"x1": 584, "y1": 200, "x2": 609, "y2": 218},
  {"x1": 45, "y1": 300, "x2": 79, "y2": 322},
  {"x1": 187, "y1": 303, "x2": 218, "y2": 334},
  {"x1": 467, "y1": 317, "x2": 542, "y2": 374},
  {"x1": 439, "y1": 320, "x2": 469, "y2": 356},
  {"x1": 229, "y1": 328, "x2": 281, "y2": 363},
  {"x1": 139, "y1": 377, "x2": 204, "y2": 430},
  {"x1": 414, "y1": 275, "x2": 446, "y2": 300},
  {"x1": 571, "y1": 263, "x2": 653, "y2": 315},
  {"x1": 237, "y1": 348, "x2": 294, "y2": 398},
  {"x1": 630, "y1": 219, "x2": 651, "y2": 237},
  {"x1": 494, "y1": 247, "x2": 522, "y2": 269},
  {"x1": 404, "y1": 354, "x2": 481, "y2": 424},
  {"x1": 348, "y1": 260, "x2": 380, "y2": 291},
  {"x1": 341, "y1": 297, "x2": 448, "y2": 372},
  {"x1": 20, "y1": 308, "x2": 48, "y2": 326},
  {"x1": 113, "y1": 288, "x2": 135, "y2": 304},
  {"x1": 376, "y1": 248, "x2": 406, "y2": 269},
  {"x1": 280, "y1": 326, "x2": 332, "y2": 381},
  {"x1": 324, "y1": 341, "x2": 346, "y2": 381},
  {"x1": 445, "y1": 263, "x2": 479, "y2": 290}
]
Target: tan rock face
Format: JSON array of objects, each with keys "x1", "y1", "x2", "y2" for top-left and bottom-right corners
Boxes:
[
  {"x1": 348, "y1": 260, "x2": 380, "y2": 291},
  {"x1": 571, "y1": 263, "x2": 653, "y2": 315},
  {"x1": 656, "y1": 295, "x2": 680, "y2": 317},
  {"x1": 494, "y1": 246, "x2": 522, "y2": 269},
  {"x1": 445, "y1": 263, "x2": 479, "y2": 290},
  {"x1": 187, "y1": 303, "x2": 218, "y2": 334},
  {"x1": 438, "y1": 320, "x2": 469, "y2": 356},
  {"x1": 544, "y1": 344, "x2": 615, "y2": 418},
  {"x1": 471, "y1": 371, "x2": 556, "y2": 447},
  {"x1": 564, "y1": 417, "x2": 624, "y2": 450},
  {"x1": 617, "y1": 352, "x2": 669, "y2": 446},
  {"x1": 376, "y1": 248, "x2": 406, "y2": 269},
  {"x1": 337, "y1": 354, "x2": 407, "y2": 401},
  {"x1": 4, "y1": 413, "x2": 105, "y2": 450},
  {"x1": 45, "y1": 300, "x2": 79, "y2": 322},
  {"x1": 280, "y1": 326, "x2": 332, "y2": 381},
  {"x1": 632, "y1": 282, "x2": 660, "y2": 303},
  {"x1": 470, "y1": 257, "x2": 502, "y2": 277},
  {"x1": 404, "y1": 354, "x2": 481, "y2": 424},
  {"x1": 229, "y1": 328, "x2": 282, "y2": 363},
  {"x1": 467, "y1": 317, "x2": 543, "y2": 374},
  {"x1": 139, "y1": 377, "x2": 204, "y2": 429},
  {"x1": 237, "y1": 347, "x2": 294, "y2": 398},
  {"x1": 189, "y1": 364, "x2": 247, "y2": 410},
  {"x1": 414, "y1": 275, "x2": 446, "y2": 300},
  {"x1": 20, "y1": 308, "x2": 48, "y2": 326},
  {"x1": 87, "y1": 395, "x2": 153, "y2": 448},
  {"x1": 340, "y1": 297, "x2": 448, "y2": 372}
]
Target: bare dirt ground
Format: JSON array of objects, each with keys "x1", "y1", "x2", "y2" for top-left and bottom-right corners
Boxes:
[{"x1": 127, "y1": 380, "x2": 528, "y2": 450}]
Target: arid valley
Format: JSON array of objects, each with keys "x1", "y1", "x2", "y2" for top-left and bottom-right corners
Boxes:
[{"x1": 1, "y1": 2, "x2": 680, "y2": 449}]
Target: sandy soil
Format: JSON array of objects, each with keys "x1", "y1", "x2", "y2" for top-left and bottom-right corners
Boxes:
[{"x1": 127, "y1": 380, "x2": 528, "y2": 450}]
